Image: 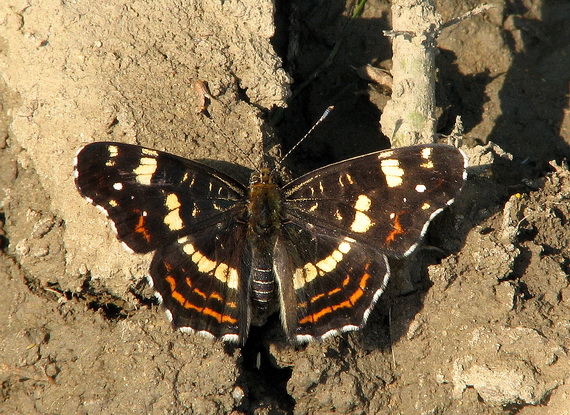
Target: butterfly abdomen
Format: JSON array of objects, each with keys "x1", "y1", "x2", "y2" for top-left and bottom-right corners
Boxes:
[{"x1": 247, "y1": 172, "x2": 284, "y2": 316}]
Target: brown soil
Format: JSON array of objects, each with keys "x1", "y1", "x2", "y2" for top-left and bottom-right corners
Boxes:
[{"x1": 1, "y1": 1, "x2": 569, "y2": 414}]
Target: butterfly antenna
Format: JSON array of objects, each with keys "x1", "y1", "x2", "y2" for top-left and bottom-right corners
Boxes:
[{"x1": 271, "y1": 105, "x2": 334, "y2": 174}]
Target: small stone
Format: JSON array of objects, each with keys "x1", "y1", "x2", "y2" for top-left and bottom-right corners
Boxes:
[
  {"x1": 33, "y1": 245, "x2": 49, "y2": 257},
  {"x1": 231, "y1": 385, "x2": 245, "y2": 402},
  {"x1": 15, "y1": 239, "x2": 30, "y2": 256},
  {"x1": 45, "y1": 362, "x2": 59, "y2": 378},
  {"x1": 32, "y1": 216, "x2": 56, "y2": 239}
]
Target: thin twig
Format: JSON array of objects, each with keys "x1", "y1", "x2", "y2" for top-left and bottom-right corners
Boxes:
[{"x1": 439, "y1": 4, "x2": 495, "y2": 33}]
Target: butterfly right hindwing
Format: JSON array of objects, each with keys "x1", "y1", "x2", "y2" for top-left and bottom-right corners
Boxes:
[{"x1": 274, "y1": 223, "x2": 390, "y2": 341}]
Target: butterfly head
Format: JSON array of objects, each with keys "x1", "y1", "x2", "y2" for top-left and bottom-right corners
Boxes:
[{"x1": 249, "y1": 166, "x2": 277, "y2": 186}]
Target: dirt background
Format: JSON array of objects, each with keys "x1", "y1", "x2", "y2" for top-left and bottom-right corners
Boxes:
[{"x1": 1, "y1": 0, "x2": 569, "y2": 414}]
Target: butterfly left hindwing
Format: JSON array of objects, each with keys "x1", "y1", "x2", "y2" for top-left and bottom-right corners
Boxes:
[{"x1": 149, "y1": 225, "x2": 249, "y2": 342}]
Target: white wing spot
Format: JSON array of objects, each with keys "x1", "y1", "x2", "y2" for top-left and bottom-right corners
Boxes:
[
  {"x1": 293, "y1": 238, "x2": 354, "y2": 289},
  {"x1": 293, "y1": 263, "x2": 318, "y2": 290},
  {"x1": 182, "y1": 242, "x2": 196, "y2": 255},
  {"x1": 108, "y1": 145, "x2": 119, "y2": 157},
  {"x1": 113, "y1": 182, "x2": 123, "y2": 190},
  {"x1": 109, "y1": 220, "x2": 118, "y2": 235},
  {"x1": 121, "y1": 241, "x2": 134, "y2": 254},
  {"x1": 421, "y1": 147, "x2": 432, "y2": 159},
  {"x1": 350, "y1": 211, "x2": 373, "y2": 233},
  {"x1": 141, "y1": 148, "x2": 159, "y2": 157},
  {"x1": 331, "y1": 250, "x2": 343, "y2": 261},
  {"x1": 380, "y1": 159, "x2": 404, "y2": 187},
  {"x1": 421, "y1": 202, "x2": 431, "y2": 210},
  {"x1": 164, "y1": 309, "x2": 173, "y2": 322},
  {"x1": 196, "y1": 255, "x2": 217, "y2": 273},
  {"x1": 164, "y1": 193, "x2": 183, "y2": 230},
  {"x1": 226, "y1": 267, "x2": 239, "y2": 290},
  {"x1": 191, "y1": 250, "x2": 203, "y2": 263},
  {"x1": 214, "y1": 263, "x2": 229, "y2": 284},
  {"x1": 334, "y1": 210, "x2": 343, "y2": 221},
  {"x1": 415, "y1": 184, "x2": 427, "y2": 193},
  {"x1": 95, "y1": 204, "x2": 108, "y2": 215},
  {"x1": 354, "y1": 194, "x2": 372, "y2": 212},
  {"x1": 108, "y1": 200, "x2": 118, "y2": 207},
  {"x1": 338, "y1": 241, "x2": 351, "y2": 254},
  {"x1": 133, "y1": 157, "x2": 158, "y2": 185},
  {"x1": 316, "y1": 255, "x2": 336, "y2": 273}
]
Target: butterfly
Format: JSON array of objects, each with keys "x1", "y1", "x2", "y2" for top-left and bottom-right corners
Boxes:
[{"x1": 74, "y1": 141, "x2": 466, "y2": 344}]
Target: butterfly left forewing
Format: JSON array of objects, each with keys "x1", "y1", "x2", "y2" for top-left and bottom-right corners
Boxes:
[{"x1": 282, "y1": 144, "x2": 467, "y2": 258}]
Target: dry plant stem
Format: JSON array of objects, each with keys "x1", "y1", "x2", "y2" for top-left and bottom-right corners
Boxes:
[
  {"x1": 381, "y1": 2, "x2": 493, "y2": 148},
  {"x1": 381, "y1": 0, "x2": 441, "y2": 147}
]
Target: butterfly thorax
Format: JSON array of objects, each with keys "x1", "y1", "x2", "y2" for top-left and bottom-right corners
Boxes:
[
  {"x1": 247, "y1": 168, "x2": 283, "y2": 235},
  {"x1": 246, "y1": 168, "x2": 284, "y2": 321}
]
